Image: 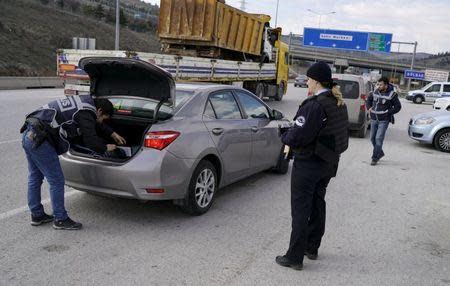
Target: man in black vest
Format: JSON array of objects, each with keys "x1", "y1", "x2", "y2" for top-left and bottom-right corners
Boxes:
[
  {"x1": 21, "y1": 95, "x2": 126, "y2": 230},
  {"x1": 366, "y1": 77, "x2": 402, "y2": 165},
  {"x1": 276, "y1": 62, "x2": 349, "y2": 270}
]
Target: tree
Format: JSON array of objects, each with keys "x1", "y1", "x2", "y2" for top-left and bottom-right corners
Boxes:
[
  {"x1": 119, "y1": 9, "x2": 128, "y2": 26},
  {"x1": 81, "y1": 4, "x2": 95, "y2": 17},
  {"x1": 39, "y1": 0, "x2": 50, "y2": 4},
  {"x1": 105, "y1": 8, "x2": 116, "y2": 24},
  {"x1": 94, "y1": 4, "x2": 105, "y2": 19},
  {"x1": 66, "y1": 0, "x2": 80, "y2": 12},
  {"x1": 55, "y1": 0, "x2": 64, "y2": 9}
]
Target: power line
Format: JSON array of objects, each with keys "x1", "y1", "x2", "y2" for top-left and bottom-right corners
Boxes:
[{"x1": 239, "y1": 0, "x2": 247, "y2": 11}]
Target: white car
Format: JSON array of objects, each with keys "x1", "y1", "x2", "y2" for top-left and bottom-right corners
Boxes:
[
  {"x1": 434, "y1": 98, "x2": 450, "y2": 111},
  {"x1": 406, "y1": 82, "x2": 450, "y2": 104}
]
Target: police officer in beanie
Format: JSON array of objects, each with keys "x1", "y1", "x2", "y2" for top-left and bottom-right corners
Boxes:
[
  {"x1": 276, "y1": 62, "x2": 349, "y2": 270},
  {"x1": 20, "y1": 94, "x2": 126, "y2": 230}
]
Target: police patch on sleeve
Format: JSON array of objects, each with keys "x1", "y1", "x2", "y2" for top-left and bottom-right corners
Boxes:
[{"x1": 295, "y1": 116, "x2": 306, "y2": 127}]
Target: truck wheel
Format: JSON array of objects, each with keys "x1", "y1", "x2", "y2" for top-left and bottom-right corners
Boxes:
[
  {"x1": 256, "y1": 82, "x2": 266, "y2": 99},
  {"x1": 433, "y1": 128, "x2": 450, "y2": 153},
  {"x1": 179, "y1": 160, "x2": 217, "y2": 215},
  {"x1": 413, "y1": 95, "x2": 424, "y2": 104},
  {"x1": 275, "y1": 82, "x2": 285, "y2": 101}
]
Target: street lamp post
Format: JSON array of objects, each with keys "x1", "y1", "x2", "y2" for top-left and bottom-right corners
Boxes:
[
  {"x1": 307, "y1": 9, "x2": 336, "y2": 29},
  {"x1": 115, "y1": 0, "x2": 120, "y2": 51},
  {"x1": 307, "y1": 9, "x2": 336, "y2": 62},
  {"x1": 275, "y1": 0, "x2": 280, "y2": 27}
]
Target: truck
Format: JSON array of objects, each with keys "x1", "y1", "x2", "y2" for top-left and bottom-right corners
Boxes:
[{"x1": 58, "y1": 0, "x2": 289, "y2": 100}]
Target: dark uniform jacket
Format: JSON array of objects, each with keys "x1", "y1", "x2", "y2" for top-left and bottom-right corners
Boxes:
[
  {"x1": 366, "y1": 84, "x2": 402, "y2": 123},
  {"x1": 281, "y1": 90, "x2": 349, "y2": 175}
]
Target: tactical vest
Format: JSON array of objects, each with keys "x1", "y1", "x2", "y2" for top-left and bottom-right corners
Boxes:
[
  {"x1": 296, "y1": 91, "x2": 349, "y2": 164},
  {"x1": 26, "y1": 95, "x2": 97, "y2": 153}
]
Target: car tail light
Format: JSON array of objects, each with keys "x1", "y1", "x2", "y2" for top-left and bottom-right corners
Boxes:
[
  {"x1": 144, "y1": 131, "x2": 180, "y2": 150},
  {"x1": 360, "y1": 94, "x2": 367, "y2": 111}
]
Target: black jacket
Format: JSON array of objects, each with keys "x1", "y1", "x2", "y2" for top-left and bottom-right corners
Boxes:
[{"x1": 366, "y1": 84, "x2": 402, "y2": 122}]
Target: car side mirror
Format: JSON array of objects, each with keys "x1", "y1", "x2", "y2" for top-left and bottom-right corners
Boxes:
[{"x1": 272, "y1": 109, "x2": 284, "y2": 120}]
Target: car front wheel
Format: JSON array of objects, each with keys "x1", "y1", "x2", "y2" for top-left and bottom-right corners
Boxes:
[
  {"x1": 180, "y1": 160, "x2": 217, "y2": 215},
  {"x1": 433, "y1": 128, "x2": 450, "y2": 153}
]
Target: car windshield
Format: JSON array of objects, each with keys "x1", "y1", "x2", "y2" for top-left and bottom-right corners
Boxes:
[
  {"x1": 109, "y1": 90, "x2": 194, "y2": 119},
  {"x1": 334, "y1": 80, "x2": 360, "y2": 99}
]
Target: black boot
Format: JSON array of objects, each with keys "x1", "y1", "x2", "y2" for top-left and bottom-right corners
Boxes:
[
  {"x1": 275, "y1": 255, "x2": 303, "y2": 270},
  {"x1": 304, "y1": 250, "x2": 318, "y2": 260}
]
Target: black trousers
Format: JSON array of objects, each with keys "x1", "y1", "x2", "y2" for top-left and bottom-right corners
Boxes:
[{"x1": 285, "y1": 156, "x2": 334, "y2": 263}]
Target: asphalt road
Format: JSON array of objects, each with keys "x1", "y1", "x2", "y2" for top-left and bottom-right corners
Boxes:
[{"x1": 0, "y1": 85, "x2": 449, "y2": 286}]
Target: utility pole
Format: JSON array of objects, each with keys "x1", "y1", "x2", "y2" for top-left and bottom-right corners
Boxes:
[
  {"x1": 275, "y1": 0, "x2": 279, "y2": 27},
  {"x1": 239, "y1": 0, "x2": 247, "y2": 11},
  {"x1": 115, "y1": 0, "x2": 120, "y2": 51},
  {"x1": 392, "y1": 41, "x2": 418, "y2": 90}
]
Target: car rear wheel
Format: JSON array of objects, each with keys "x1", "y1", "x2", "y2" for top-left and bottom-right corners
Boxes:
[
  {"x1": 433, "y1": 128, "x2": 450, "y2": 153},
  {"x1": 357, "y1": 121, "x2": 368, "y2": 138},
  {"x1": 179, "y1": 160, "x2": 217, "y2": 215},
  {"x1": 413, "y1": 95, "x2": 424, "y2": 104}
]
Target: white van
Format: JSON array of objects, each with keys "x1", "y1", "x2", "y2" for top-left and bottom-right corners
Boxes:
[{"x1": 406, "y1": 82, "x2": 450, "y2": 104}]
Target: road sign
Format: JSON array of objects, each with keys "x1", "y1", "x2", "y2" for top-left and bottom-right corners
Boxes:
[
  {"x1": 425, "y1": 69, "x2": 449, "y2": 82},
  {"x1": 303, "y1": 28, "x2": 392, "y2": 52},
  {"x1": 404, "y1": 70, "x2": 425, "y2": 80}
]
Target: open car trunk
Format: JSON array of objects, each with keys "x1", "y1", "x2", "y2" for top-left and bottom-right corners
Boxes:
[{"x1": 68, "y1": 57, "x2": 176, "y2": 162}]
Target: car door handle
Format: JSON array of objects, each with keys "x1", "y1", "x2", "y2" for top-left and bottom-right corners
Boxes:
[
  {"x1": 212, "y1": 128, "x2": 224, "y2": 135},
  {"x1": 251, "y1": 126, "x2": 259, "y2": 133}
]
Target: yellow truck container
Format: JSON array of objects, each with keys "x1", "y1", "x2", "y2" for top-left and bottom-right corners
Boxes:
[{"x1": 158, "y1": 0, "x2": 271, "y2": 59}]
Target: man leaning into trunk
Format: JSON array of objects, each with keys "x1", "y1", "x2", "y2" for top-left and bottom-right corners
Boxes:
[{"x1": 20, "y1": 95, "x2": 126, "y2": 230}]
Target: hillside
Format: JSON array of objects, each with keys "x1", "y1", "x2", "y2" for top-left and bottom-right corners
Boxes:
[{"x1": 0, "y1": 0, "x2": 161, "y2": 76}]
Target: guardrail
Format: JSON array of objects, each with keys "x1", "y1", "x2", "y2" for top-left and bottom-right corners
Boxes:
[{"x1": 0, "y1": 77, "x2": 63, "y2": 90}]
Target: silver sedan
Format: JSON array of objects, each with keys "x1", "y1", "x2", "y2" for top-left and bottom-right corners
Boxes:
[
  {"x1": 60, "y1": 58, "x2": 290, "y2": 215},
  {"x1": 408, "y1": 110, "x2": 450, "y2": 152}
]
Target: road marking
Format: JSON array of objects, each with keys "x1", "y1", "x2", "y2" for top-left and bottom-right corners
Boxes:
[
  {"x1": 0, "y1": 189, "x2": 80, "y2": 221},
  {"x1": 0, "y1": 139, "x2": 20, "y2": 145}
]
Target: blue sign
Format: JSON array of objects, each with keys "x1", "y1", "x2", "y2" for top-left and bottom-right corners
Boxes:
[
  {"x1": 303, "y1": 28, "x2": 392, "y2": 52},
  {"x1": 404, "y1": 70, "x2": 425, "y2": 80}
]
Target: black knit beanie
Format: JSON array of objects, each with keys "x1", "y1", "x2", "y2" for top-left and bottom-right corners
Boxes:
[{"x1": 306, "y1": 61, "x2": 332, "y2": 84}]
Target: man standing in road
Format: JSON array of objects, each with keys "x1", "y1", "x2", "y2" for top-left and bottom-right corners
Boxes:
[
  {"x1": 21, "y1": 95, "x2": 126, "y2": 230},
  {"x1": 366, "y1": 77, "x2": 402, "y2": 165}
]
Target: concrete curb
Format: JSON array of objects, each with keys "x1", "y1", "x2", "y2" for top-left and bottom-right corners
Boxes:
[{"x1": 0, "y1": 77, "x2": 63, "y2": 90}]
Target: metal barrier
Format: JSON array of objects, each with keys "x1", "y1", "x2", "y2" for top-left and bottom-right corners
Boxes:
[{"x1": 0, "y1": 77, "x2": 63, "y2": 90}]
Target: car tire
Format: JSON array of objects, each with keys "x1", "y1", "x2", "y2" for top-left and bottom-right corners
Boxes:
[
  {"x1": 179, "y1": 160, "x2": 218, "y2": 215},
  {"x1": 433, "y1": 128, "x2": 450, "y2": 153},
  {"x1": 413, "y1": 95, "x2": 424, "y2": 104},
  {"x1": 272, "y1": 146, "x2": 290, "y2": 174},
  {"x1": 275, "y1": 82, "x2": 285, "y2": 101},
  {"x1": 357, "y1": 122, "x2": 368, "y2": 138},
  {"x1": 446, "y1": 106, "x2": 450, "y2": 111}
]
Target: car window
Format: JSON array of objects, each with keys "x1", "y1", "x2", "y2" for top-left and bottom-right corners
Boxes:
[
  {"x1": 334, "y1": 80, "x2": 359, "y2": 99},
  {"x1": 443, "y1": 85, "x2": 450, "y2": 92},
  {"x1": 203, "y1": 99, "x2": 216, "y2": 118},
  {"x1": 425, "y1": 84, "x2": 441, "y2": 92},
  {"x1": 209, "y1": 91, "x2": 242, "y2": 119},
  {"x1": 235, "y1": 91, "x2": 270, "y2": 119}
]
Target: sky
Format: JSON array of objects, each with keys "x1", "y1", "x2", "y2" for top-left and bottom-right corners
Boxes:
[{"x1": 143, "y1": 0, "x2": 450, "y2": 54}]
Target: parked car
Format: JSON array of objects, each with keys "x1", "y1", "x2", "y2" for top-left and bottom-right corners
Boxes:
[
  {"x1": 406, "y1": 81, "x2": 450, "y2": 104},
  {"x1": 294, "y1": 75, "x2": 308, "y2": 87},
  {"x1": 60, "y1": 57, "x2": 291, "y2": 215},
  {"x1": 332, "y1": 74, "x2": 373, "y2": 138},
  {"x1": 408, "y1": 110, "x2": 450, "y2": 152},
  {"x1": 433, "y1": 97, "x2": 450, "y2": 111}
]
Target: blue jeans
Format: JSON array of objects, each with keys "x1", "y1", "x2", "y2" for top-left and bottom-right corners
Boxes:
[
  {"x1": 22, "y1": 125, "x2": 68, "y2": 221},
  {"x1": 370, "y1": 120, "x2": 389, "y2": 160}
]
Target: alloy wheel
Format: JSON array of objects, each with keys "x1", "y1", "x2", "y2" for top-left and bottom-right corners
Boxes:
[{"x1": 194, "y1": 169, "x2": 215, "y2": 208}]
